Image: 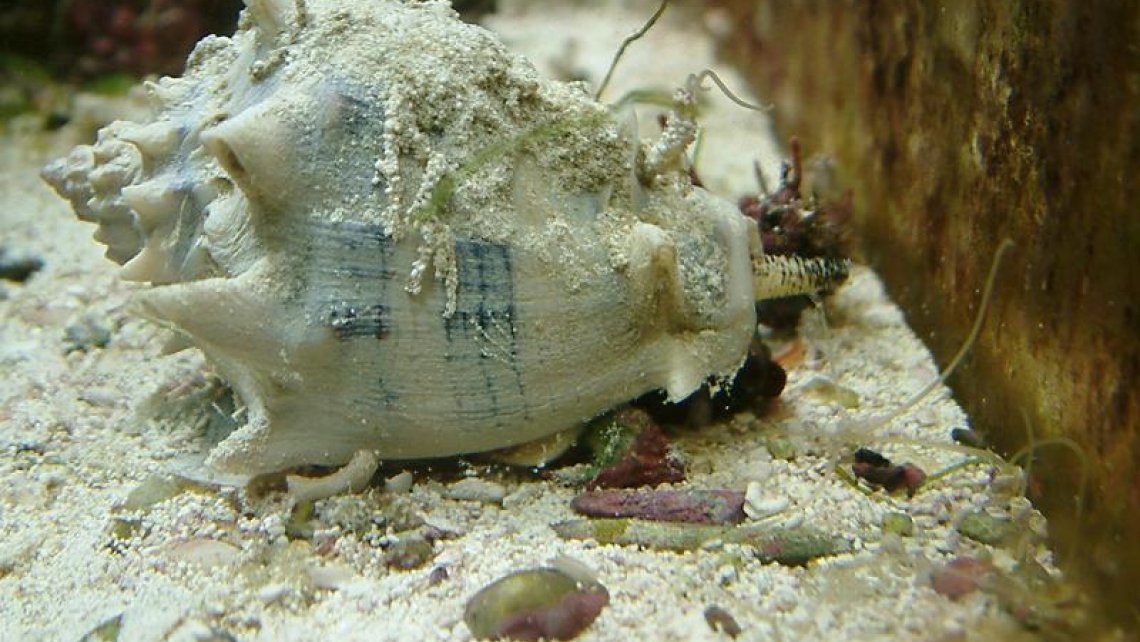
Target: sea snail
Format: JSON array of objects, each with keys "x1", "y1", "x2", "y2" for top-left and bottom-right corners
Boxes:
[{"x1": 43, "y1": 0, "x2": 848, "y2": 474}]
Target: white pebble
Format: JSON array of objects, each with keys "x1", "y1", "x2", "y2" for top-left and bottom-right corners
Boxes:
[
  {"x1": 384, "y1": 470, "x2": 414, "y2": 494},
  {"x1": 446, "y1": 478, "x2": 506, "y2": 504},
  {"x1": 256, "y1": 583, "x2": 291, "y2": 604},
  {"x1": 744, "y1": 481, "x2": 790, "y2": 520}
]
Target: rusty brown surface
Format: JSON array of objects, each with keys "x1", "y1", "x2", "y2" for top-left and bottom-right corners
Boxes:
[{"x1": 711, "y1": 0, "x2": 1139, "y2": 631}]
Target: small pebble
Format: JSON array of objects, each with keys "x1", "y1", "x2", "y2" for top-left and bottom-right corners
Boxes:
[
  {"x1": 168, "y1": 539, "x2": 240, "y2": 568},
  {"x1": 765, "y1": 437, "x2": 796, "y2": 461},
  {"x1": 306, "y1": 563, "x2": 354, "y2": 590},
  {"x1": 427, "y1": 565, "x2": 449, "y2": 585},
  {"x1": 256, "y1": 583, "x2": 291, "y2": 604},
  {"x1": 957, "y1": 511, "x2": 1018, "y2": 546},
  {"x1": 797, "y1": 375, "x2": 860, "y2": 408},
  {"x1": 950, "y1": 427, "x2": 987, "y2": 449},
  {"x1": 64, "y1": 316, "x2": 112, "y2": 352},
  {"x1": 79, "y1": 388, "x2": 120, "y2": 407},
  {"x1": 0, "y1": 247, "x2": 44, "y2": 283},
  {"x1": 465, "y1": 567, "x2": 609, "y2": 641},
  {"x1": 586, "y1": 411, "x2": 685, "y2": 489},
  {"x1": 383, "y1": 533, "x2": 435, "y2": 570},
  {"x1": 196, "y1": 628, "x2": 239, "y2": 642},
  {"x1": 881, "y1": 512, "x2": 914, "y2": 536},
  {"x1": 77, "y1": 614, "x2": 122, "y2": 642},
  {"x1": 704, "y1": 605, "x2": 742, "y2": 638},
  {"x1": 120, "y1": 474, "x2": 187, "y2": 511},
  {"x1": 1006, "y1": 496, "x2": 1033, "y2": 521},
  {"x1": 552, "y1": 519, "x2": 848, "y2": 564},
  {"x1": 930, "y1": 557, "x2": 995, "y2": 600},
  {"x1": 384, "y1": 470, "x2": 414, "y2": 493},
  {"x1": 447, "y1": 478, "x2": 507, "y2": 504},
  {"x1": 743, "y1": 482, "x2": 789, "y2": 521},
  {"x1": 878, "y1": 533, "x2": 905, "y2": 554},
  {"x1": 850, "y1": 448, "x2": 926, "y2": 497},
  {"x1": 572, "y1": 489, "x2": 745, "y2": 525},
  {"x1": 108, "y1": 516, "x2": 141, "y2": 543}
]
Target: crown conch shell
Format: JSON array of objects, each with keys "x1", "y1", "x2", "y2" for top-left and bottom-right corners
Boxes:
[{"x1": 42, "y1": 0, "x2": 847, "y2": 474}]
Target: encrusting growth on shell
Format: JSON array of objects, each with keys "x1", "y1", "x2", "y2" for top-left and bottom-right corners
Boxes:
[{"x1": 42, "y1": 0, "x2": 848, "y2": 474}]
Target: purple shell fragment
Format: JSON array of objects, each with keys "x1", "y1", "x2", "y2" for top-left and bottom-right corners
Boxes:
[{"x1": 571, "y1": 489, "x2": 746, "y2": 525}]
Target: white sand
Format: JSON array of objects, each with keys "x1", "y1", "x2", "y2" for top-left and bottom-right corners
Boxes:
[{"x1": 0, "y1": 2, "x2": 1053, "y2": 641}]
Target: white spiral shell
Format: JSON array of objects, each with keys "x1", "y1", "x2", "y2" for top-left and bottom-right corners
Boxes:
[{"x1": 44, "y1": 0, "x2": 775, "y2": 473}]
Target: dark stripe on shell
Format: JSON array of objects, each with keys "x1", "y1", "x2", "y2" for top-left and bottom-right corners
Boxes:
[{"x1": 445, "y1": 239, "x2": 527, "y2": 423}]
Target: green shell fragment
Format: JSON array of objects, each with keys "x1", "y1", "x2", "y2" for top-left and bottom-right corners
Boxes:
[
  {"x1": 464, "y1": 567, "x2": 609, "y2": 640},
  {"x1": 383, "y1": 532, "x2": 435, "y2": 570},
  {"x1": 881, "y1": 512, "x2": 915, "y2": 536},
  {"x1": 78, "y1": 614, "x2": 122, "y2": 642},
  {"x1": 957, "y1": 511, "x2": 1019, "y2": 546},
  {"x1": 551, "y1": 519, "x2": 849, "y2": 565},
  {"x1": 120, "y1": 474, "x2": 190, "y2": 511},
  {"x1": 765, "y1": 437, "x2": 796, "y2": 461}
]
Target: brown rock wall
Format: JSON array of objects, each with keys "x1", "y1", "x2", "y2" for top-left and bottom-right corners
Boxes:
[{"x1": 712, "y1": 0, "x2": 1139, "y2": 630}]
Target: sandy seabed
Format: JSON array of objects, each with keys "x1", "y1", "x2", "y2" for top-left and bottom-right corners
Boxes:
[{"x1": 0, "y1": 2, "x2": 1057, "y2": 641}]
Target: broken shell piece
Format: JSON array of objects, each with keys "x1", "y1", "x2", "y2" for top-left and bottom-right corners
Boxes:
[
  {"x1": 881, "y1": 512, "x2": 915, "y2": 536},
  {"x1": 384, "y1": 470, "x2": 414, "y2": 494},
  {"x1": 255, "y1": 583, "x2": 292, "y2": 604},
  {"x1": 286, "y1": 450, "x2": 379, "y2": 503},
  {"x1": 930, "y1": 557, "x2": 996, "y2": 601},
  {"x1": 306, "y1": 563, "x2": 355, "y2": 591},
  {"x1": 77, "y1": 615, "x2": 123, "y2": 642},
  {"x1": 383, "y1": 533, "x2": 436, "y2": 570},
  {"x1": 552, "y1": 519, "x2": 849, "y2": 564},
  {"x1": 742, "y1": 481, "x2": 789, "y2": 521},
  {"x1": 956, "y1": 510, "x2": 1019, "y2": 546},
  {"x1": 849, "y1": 448, "x2": 927, "y2": 498},
  {"x1": 42, "y1": 0, "x2": 848, "y2": 474},
  {"x1": 464, "y1": 567, "x2": 609, "y2": 641},
  {"x1": 792, "y1": 375, "x2": 861, "y2": 409},
  {"x1": 119, "y1": 474, "x2": 189, "y2": 511},
  {"x1": 489, "y1": 427, "x2": 584, "y2": 467},
  {"x1": 446, "y1": 478, "x2": 507, "y2": 505},
  {"x1": 168, "y1": 539, "x2": 241, "y2": 568},
  {"x1": 585, "y1": 411, "x2": 685, "y2": 489},
  {"x1": 703, "y1": 605, "x2": 743, "y2": 638},
  {"x1": 571, "y1": 489, "x2": 745, "y2": 525}
]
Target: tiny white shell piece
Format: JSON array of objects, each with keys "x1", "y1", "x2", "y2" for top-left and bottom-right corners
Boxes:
[
  {"x1": 743, "y1": 481, "x2": 790, "y2": 521},
  {"x1": 286, "y1": 449, "x2": 380, "y2": 503}
]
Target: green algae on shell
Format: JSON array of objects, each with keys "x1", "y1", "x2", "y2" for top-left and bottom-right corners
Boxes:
[{"x1": 464, "y1": 567, "x2": 609, "y2": 641}]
